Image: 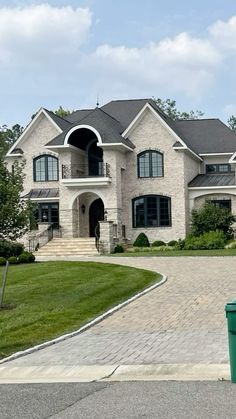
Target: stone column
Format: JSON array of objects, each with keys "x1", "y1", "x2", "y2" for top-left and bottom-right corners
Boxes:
[{"x1": 99, "y1": 221, "x2": 114, "y2": 254}]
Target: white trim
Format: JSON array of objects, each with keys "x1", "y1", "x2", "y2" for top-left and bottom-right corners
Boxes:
[
  {"x1": 6, "y1": 108, "x2": 63, "y2": 157},
  {"x1": 229, "y1": 151, "x2": 236, "y2": 163},
  {"x1": 22, "y1": 197, "x2": 59, "y2": 202},
  {"x1": 45, "y1": 144, "x2": 85, "y2": 155},
  {"x1": 61, "y1": 177, "x2": 111, "y2": 187},
  {"x1": 98, "y1": 143, "x2": 133, "y2": 151},
  {"x1": 189, "y1": 185, "x2": 236, "y2": 190},
  {"x1": 64, "y1": 124, "x2": 102, "y2": 145},
  {"x1": 199, "y1": 153, "x2": 234, "y2": 156},
  {"x1": 122, "y1": 102, "x2": 202, "y2": 161},
  {"x1": 6, "y1": 153, "x2": 23, "y2": 157}
]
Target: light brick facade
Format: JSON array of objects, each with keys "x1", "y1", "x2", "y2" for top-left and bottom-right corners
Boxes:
[{"x1": 5, "y1": 102, "x2": 236, "y2": 251}]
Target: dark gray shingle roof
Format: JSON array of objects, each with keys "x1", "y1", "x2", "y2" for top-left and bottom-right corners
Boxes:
[
  {"x1": 175, "y1": 119, "x2": 236, "y2": 154},
  {"x1": 65, "y1": 109, "x2": 93, "y2": 123},
  {"x1": 44, "y1": 109, "x2": 71, "y2": 131},
  {"x1": 46, "y1": 107, "x2": 135, "y2": 149},
  {"x1": 189, "y1": 174, "x2": 235, "y2": 188},
  {"x1": 40, "y1": 99, "x2": 236, "y2": 156}
]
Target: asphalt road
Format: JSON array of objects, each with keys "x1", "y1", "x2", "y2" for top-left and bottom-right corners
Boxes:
[{"x1": 1, "y1": 381, "x2": 236, "y2": 419}]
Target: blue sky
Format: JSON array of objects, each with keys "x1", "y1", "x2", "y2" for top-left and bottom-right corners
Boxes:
[{"x1": 1, "y1": 0, "x2": 236, "y2": 127}]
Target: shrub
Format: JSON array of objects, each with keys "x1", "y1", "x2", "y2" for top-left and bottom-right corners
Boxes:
[
  {"x1": 8, "y1": 256, "x2": 19, "y2": 264},
  {"x1": 0, "y1": 257, "x2": 6, "y2": 265},
  {"x1": 133, "y1": 233, "x2": 150, "y2": 247},
  {"x1": 176, "y1": 239, "x2": 185, "y2": 250},
  {"x1": 152, "y1": 240, "x2": 166, "y2": 247},
  {"x1": 191, "y1": 203, "x2": 235, "y2": 238},
  {"x1": 11, "y1": 242, "x2": 24, "y2": 256},
  {"x1": 18, "y1": 252, "x2": 35, "y2": 263},
  {"x1": 113, "y1": 245, "x2": 124, "y2": 253},
  {"x1": 0, "y1": 241, "x2": 12, "y2": 259},
  {"x1": 167, "y1": 240, "x2": 178, "y2": 247},
  {"x1": 0, "y1": 240, "x2": 24, "y2": 258},
  {"x1": 184, "y1": 230, "x2": 227, "y2": 250}
]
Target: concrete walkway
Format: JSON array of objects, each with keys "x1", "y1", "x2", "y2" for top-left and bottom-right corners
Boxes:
[{"x1": 0, "y1": 256, "x2": 235, "y2": 381}]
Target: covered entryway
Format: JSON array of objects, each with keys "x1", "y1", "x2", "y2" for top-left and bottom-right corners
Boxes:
[
  {"x1": 89, "y1": 198, "x2": 104, "y2": 237},
  {"x1": 71, "y1": 192, "x2": 105, "y2": 238}
]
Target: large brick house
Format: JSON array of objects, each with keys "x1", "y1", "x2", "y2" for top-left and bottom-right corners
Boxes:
[{"x1": 5, "y1": 99, "x2": 236, "y2": 253}]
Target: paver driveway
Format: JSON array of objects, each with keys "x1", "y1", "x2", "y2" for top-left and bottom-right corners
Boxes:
[{"x1": 4, "y1": 256, "x2": 236, "y2": 366}]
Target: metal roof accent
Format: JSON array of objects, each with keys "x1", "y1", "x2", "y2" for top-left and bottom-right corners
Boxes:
[
  {"x1": 188, "y1": 174, "x2": 235, "y2": 188},
  {"x1": 22, "y1": 188, "x2": 59, "y2": 199}
]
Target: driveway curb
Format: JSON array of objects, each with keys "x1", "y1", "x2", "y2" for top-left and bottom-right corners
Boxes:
[
  {"x1": 0, "y1": 363, "x2": 230, "y2": 383},
  {"x1": 0, "y1": 274, "x2": 166, "y2": 365}
]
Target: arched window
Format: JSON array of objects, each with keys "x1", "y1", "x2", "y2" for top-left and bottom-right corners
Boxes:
[
  {"x1": 133, "y1": 195, "x2": 171, "y2": 228},
  {"x1": 33, "y1": 155, "x2": 58, "y2": 182},
  {"x1": 138, "y1": 150, "x2": 163, "y2": 178}
]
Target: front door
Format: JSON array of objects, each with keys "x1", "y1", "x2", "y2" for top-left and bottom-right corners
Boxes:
[{"x1": 89, "y1": 199, "x2": 104, "y2": 237}]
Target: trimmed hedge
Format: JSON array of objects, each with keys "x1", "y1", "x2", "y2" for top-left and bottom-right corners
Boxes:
[
  {"x1": 133, "y1": 233, "x2": 150, "y2": 247},
  {"x1": 8, "y1": 256, "x2": 19, "y2": 265},
  {"x1": 152, "y1": 240, "x2": 166, "y2": 247},
  {"x1": 113, "y1": 245, "x2": 124, "y2": 253},
  {"x1": 0, "y1": 257, "x2": 6, "y2": 265},
  {"x1": 18, "y1": 252, "x2": 35, "y2": 264},
  {"x1": 167, "y1": 240, "x2": 178, "y2": 247}
]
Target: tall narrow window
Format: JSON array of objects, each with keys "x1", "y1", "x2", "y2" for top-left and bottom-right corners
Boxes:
[
  {"x1": 138, "y1": 150, "x2": 163, "y2": 178},
  {"x1": 33, "y1": 155, "x2": 58, "y2": 181},
  {"x1": 133, "y1": 195, "x2": 171, "y2": 228}
]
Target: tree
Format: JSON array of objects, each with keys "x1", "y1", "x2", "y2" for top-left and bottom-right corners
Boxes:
[
  {"x1": 0, "y1": 124, "x2": 23, "y2": 158},
  {"x1": 228, "y1": 115, "x2": 236, "y2": 133},
  {"x1": 54, "y1": 106, "x2": 72, "y2": 118},
  {"x1": 191, "y1": 202, "x2": 235, "y2": 238},
  {"x1": 0, "y1": 159, "x2": 31, "y2": 240},
  {"x1": 153, "y1": 98, "x2": 204, "y2": 120}
]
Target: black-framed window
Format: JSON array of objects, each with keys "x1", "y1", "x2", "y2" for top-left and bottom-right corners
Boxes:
[
  {"x1": 133, "y1": 195, "x2": 171, "y2": 228},
  {"x1": 206, "y1": 164, "x2": 232, "y2": 174},
  {"x1": 34, "y1": 203, "x2": 59, "y2": 227},
  {"x1": 33, "y1": 155, "x2": 58, "y2": 182},
  {"x1": 207, "y1": 199, "x2": 231, "y2": 211},
  {"x1": 138, "y1": 150, "x2": 163, "y2": 178}
]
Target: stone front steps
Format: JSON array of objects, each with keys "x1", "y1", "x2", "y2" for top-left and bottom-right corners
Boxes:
[{"x1": 35, "y1": 238, "x2": 99, "y2": 257}]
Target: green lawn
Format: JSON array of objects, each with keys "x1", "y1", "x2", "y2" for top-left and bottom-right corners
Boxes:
[
  {"x1": 0, "y1": 261, "x2": 160, "y2": 359},
  {"x1": 112, "y1": 248, "x2": 236, "y2": 257}
]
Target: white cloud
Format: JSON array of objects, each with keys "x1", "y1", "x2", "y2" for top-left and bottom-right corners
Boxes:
[
  {"x1": 0, "y1": 4, "x2": 92, "y2": 67},
  {"x1": 209, "y1": 16, "x2": 236, "y2": 51},
  {"x1": 80, "y1": 32, "x2": 221, "y2": 97}
]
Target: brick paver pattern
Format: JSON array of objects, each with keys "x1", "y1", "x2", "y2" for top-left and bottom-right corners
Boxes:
[{"x1": 8, "y1": 256, "x2": 236, "y2": 366}]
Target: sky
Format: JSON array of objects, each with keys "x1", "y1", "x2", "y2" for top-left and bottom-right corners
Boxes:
[{"x1": 1, "y1": 0, "x2": 236, "y2": 127}]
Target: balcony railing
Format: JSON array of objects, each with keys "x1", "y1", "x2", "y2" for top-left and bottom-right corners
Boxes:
[{"x1": 62, "y1": 163, "x2": 110, "y2": 179}]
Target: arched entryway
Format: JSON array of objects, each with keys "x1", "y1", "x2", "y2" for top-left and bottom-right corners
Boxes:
[{"x1": 89, "y1": 198, "x2": 104, "y2": 237}]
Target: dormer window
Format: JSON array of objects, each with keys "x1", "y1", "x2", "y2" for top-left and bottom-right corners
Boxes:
[
  {"x1": 206, "y1": 164, "x2": 232, "y2": 174},
  {"x1": 138, "y1": 150, "x2": 163, "y2": 178},
  {"x1": 33, "y1": 155, "x2": 58, "y2": 182}
]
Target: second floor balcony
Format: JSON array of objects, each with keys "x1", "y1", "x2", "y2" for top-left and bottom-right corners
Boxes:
[{"x1": 61, "y1": 162, "x2": 111, "y2": 187}]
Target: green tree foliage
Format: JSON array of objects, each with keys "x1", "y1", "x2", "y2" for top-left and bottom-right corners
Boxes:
[
  {"x1": 54, "y1": 106, "x2": 72, "y2": 118},
  {"x1": 153, "y1": 98, "x2": 204, "y2": 120},
  {"x1": 228, "y1": 115, "x2": 236, "y2": 133},
  {"x1": 0, "y1": 159, "x2": 31, "y2": 240},
  {"x1": 191, "y1": 202, "x2": 235, "y2": 238},
  {"x1": 0, "y1": 124, "x2": 24, "y2": 158}
]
